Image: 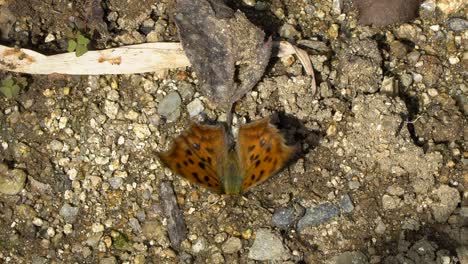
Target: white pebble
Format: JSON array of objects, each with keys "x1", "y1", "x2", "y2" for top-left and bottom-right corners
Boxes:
[
  {"x1": 92, "y1": 223, "x2": 105, "y2": 233},
  {"x1": 448, "y1": 57, "x2": 460, "y2": 64},
  {"x1": 32, "y1": 217, "x2": 44, "y2": 226},
  {"x1": 63, "y1": 224, "x2": 73, "y2": 235}
]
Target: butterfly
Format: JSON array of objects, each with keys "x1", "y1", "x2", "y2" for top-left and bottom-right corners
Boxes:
[{"x1": 157, "y1": 117, "x2": 296, "y2": 194}]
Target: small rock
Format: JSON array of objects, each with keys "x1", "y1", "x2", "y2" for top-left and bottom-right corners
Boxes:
[
  {"x1": 272, "y1": 206, "x2": 295, "y2": 229},
  {"x1": 187, "y1": 98, "x2": 204, "y2": 117},
  {"x1": 103, "y1": 100, "x2": 119, "y2": 119},
  {"x1": 92, "y1": 223, "x2": 105, "y2": 233},
  {"x1": 133, "y1": 124, "x2": 151, "y2": 139},
  {"x1": 382, "y1": 194, "x2": 401, "y2": 210},
  {"x1": 375, "y1": 218, "x2": 386, "y2": 234},
  {"x1": 129, "y1": 217, "x2": 141, "y2": 233},
  {"x1": 348, "y1": 180, "x2": 361, "y2": 190},
  {"x1": 0, "y1": 164, "x2": 27, "y2": 195},
  {"x1": 297, "y1": 203, "x2": 341, "y2": 231},
  {"x1": 431, "y1": 185, "x2": 461, "y2": 223},
  {"x1": 222, "y1": 237, "x2": 242, "y2": 254},
  {"x1": 339, "y1": 194, "x2": 355, "y2": 213},
  {"x1": 192, "y1": 238, "x2": 207, "y2": 254},
  {"x1": 44, "y1": 33, "x2": 55, "y2": 43},
  {"x1": 447, "y1": 18, "x2": 468, "y2": 32},
  {"x1": 330, "y1": 251, "x2": 368, "y2": 264},
  {"x1": 248, "y1": 229, "x2": 288, "y2": 261},
  {"x1": 279, "y1": 24, "x2": 299, "y2": 39},
  {"x1": 49, "y1": 140, "x2": 64, "y2": 151},
  {"x1": 60, "y1": 203, "x2": 79, "y2": 223},
  {"x1": 108, "y1": 177, "x2": 123, "y2": 189},
  {"x1": 158, "y1": 92, "x2": 181, "y2": 123},
  {"x1": 142, "y1": 221, "x2": 170, "y2": 247},
  {"x1": 387, "y1": 185, "x2": 405, "y2": 196}
]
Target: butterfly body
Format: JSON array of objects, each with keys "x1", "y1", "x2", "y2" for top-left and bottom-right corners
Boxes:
[{"x1": 158, "y1": 117, "x2": 295, "y2": 194}]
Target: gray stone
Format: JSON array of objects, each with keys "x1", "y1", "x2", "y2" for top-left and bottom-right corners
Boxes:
[
  {"x1": 329, "y1": 251, "x2": 369, "y2": 264},
  {"x1": 297, "y1": 203, "x2": 341, "y2": 231},
  {"x1": 348, "y1": 180, "x2": 361, "y2": 190},
  {"x1": 158, "y1": 92, "x2": 181, "y2": 123},
  {"x1": 128, "y1": 217, "x2": 141, "y2": 233},
  {"x1": 108, "y1": 177, "x2": 123, "y2": 189},
  {"x1": 187, "y1": 98, "x2": 204, "y2": 117},
  {"x1": 339, "y1": 194, "x2": 354, "y2": 213},
  {"x1": 248, "y1": 229, "x2": 288, "y2": 261},
  {"x1": 447, "y1": 18, "x2": 468, "y2": 32},
  {"x1": 431, "y1": 185, "x2": 461, "y2": 223},
  {"x1": 272, "y1": 206, "x2": 295, "y2": 229},
  {"x1": 60, "y1": 203, "x2": 79, "y2": 223},
  {"x1": 222, "y1": 237, "x2": 242, "y2": 254},
  {"x1": 0, "y1": 164, "x2": 27, "y2": 195}
]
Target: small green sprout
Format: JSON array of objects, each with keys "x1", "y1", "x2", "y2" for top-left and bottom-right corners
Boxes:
[
  {"x1": 67, "y1": 32, "x2": 90, "y2": 57},
  {"x1": 0, "y1": 76, "x2": 27, "y2": 99}
]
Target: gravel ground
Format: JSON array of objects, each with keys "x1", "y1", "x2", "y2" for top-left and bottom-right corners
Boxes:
[{"x1": 0, "y1": 0, "x2": 466, "y2": 263}]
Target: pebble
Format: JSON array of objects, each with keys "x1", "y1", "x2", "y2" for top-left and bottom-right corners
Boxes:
[
  {"x1": 133, "y1": 124, "x2": 151, "y2": 139},
  {"x1": 63, "y1": 224, "x2": 73, "y2": 235},
  {"x1": 382, "y1": 195, "x2": 401, "y2": 210},
  {"x1": 222, "y1": 237, "x2": 242, "y2": 254},
  {"x1": 279, "y1": 24, "x2": 299, "y2": 39},
  {"x1": 108, "y1": 177, "x2": 123, "y2": 189},
  {"x1": 447, "y1": 18, "x2": 468, "y2": 32},
  {"x1": 187, "y1": 98, "x2": 204, "y2": 117},
  {"x1": 44, "y1": 33, "x2": 55, "y2": 43},
  {"x1": 0, "y1": 164, "x2": 27, "y2": 195},
  {"x1": 60, "y1": 203, "x2": 79, "y2": 223},
  {"x1": 348, "y1": 180, "x2": 361, "y2": 190},
  {"x1": 297, "y1": 203, "x2": 341, "y2": 231},
  {"x1": 103, "y1": 100, "x2": 119, "y2": 119},
  {"x1": 192, "y1": 238, "x2": 207, "y2": 253},
  {"x1": 158, "y1": 92, "x2": 181, "y2": 123},
  {"x1": 92, "y1": 223, "x2": 105, "y2": 233},
  {"x1": 142, "y1": 221, "x2": 170, "y2": 247},
  {"x1": 129, "y1": 217, "x2": 141, "y2": 233},
  {"x1": 49, "y1": 139, "x2": 64, "y2": 151},
  {"x1": 339, "y1": 194, "x2": 355, "y2": 213},
  {"x1": 32, "y1": 217, "x2": 44, "y2": 226},
  {"x1": 448, "y1": 56, "x2": 460, "y2": 64},
  {"x1": 248, "y1": 229, "x2": 288, "y2": 261},
  {"x1": 214, "y1": 232, "x2": 227, "y2": 243},
  {"x1": 412, "y1": 73, "x2": 423, "y2": 83},
  {"x1": 271, "y1": 206, "x2": 295, "y2": 229},
  {"x1": 431, "y1": 185, "x2": 461, "y2": 223}
]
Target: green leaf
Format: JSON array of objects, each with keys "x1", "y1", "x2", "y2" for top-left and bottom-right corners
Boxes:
[
  {"x1": 75, "y1": 44, "x2": 88, "y2": 57},
  {"x1": 0, "y1": 84, "x2": 20, "y2": 98},
  {"x1": 67, "y1": 40, "x2": 77, "y2": 52},
  {"x1": 2, "y1": 77, "x2": 14, "y2": 87},
  {"x1": 77, "y1": 33, "x2": 90, "y2": 45}
]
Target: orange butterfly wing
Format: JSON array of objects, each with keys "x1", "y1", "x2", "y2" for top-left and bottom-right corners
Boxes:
[
  {"x1": 158, "y1": 122, "x2": 228, "y2": 193},
  {"x1": 237, "y1": 117, "x2": 296, "y2": 192}
]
